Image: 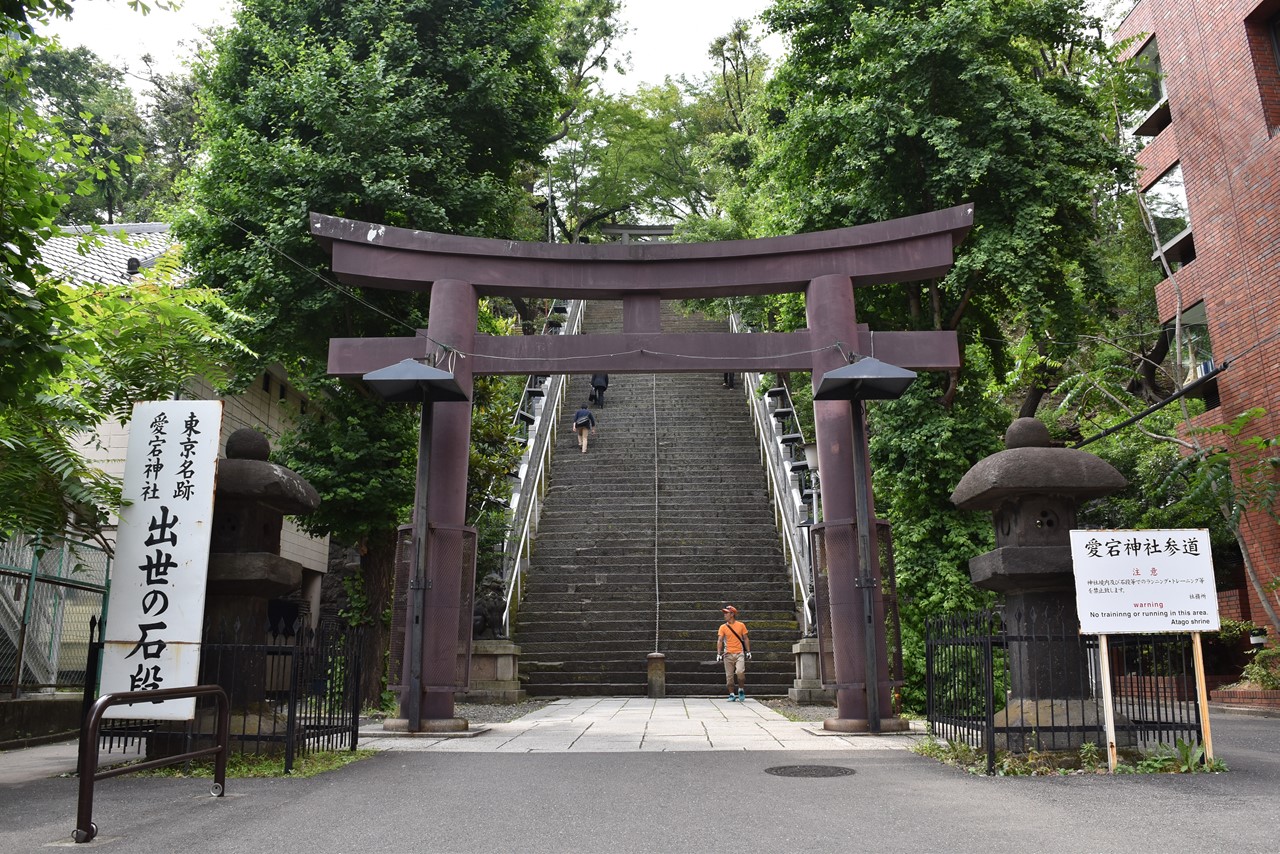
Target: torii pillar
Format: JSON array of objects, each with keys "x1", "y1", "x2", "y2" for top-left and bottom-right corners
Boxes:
[
  {"x1": 316, "y1": 203, "x2": 973, "y2": 731},
  {"x1": 807, "y1": 274, "x2": 906, "y2": 731}
]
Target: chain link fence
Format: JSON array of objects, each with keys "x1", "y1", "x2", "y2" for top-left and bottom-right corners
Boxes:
[{"x1": 1, "y1": 537, "x2": 110, "y2": 697}]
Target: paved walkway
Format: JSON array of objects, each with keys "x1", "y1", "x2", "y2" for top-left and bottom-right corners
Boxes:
[
  {"x1": 359, "y1": 697, "x2": 927, "y2": 753},
  {"x1": 0, "y1": 697, "x2": 922, "y2": 786}
]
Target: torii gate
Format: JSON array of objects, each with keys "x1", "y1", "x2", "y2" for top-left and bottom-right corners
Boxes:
[{"x1": 316, "y1": 203, "x2": 973, "y2": 732}]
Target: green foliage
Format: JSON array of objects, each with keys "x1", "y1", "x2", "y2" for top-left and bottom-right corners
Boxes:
[
  {"x1": 546, "y1": 0, "x2": 626, "y2": 138},
  {"x1": 274, "y1": 390, "x2": 418, "y2": 547},
  {"x1": 1218, "y1": 619, "x2": 1259, "y2": 646},
  {"x1": 546, "y1": 84, "x2": 709, "y2": 240},
  {"x1": 177, "y1": 0, "x2": 559, "y2": 371},
  {"x1": 2, "y1": 30, "x2": 79, "y2": 404},
  {"x1": 19, "y1": 38, "x2": 149, "y2": 224},
  {"x1": 872, "y1": 369, "x2": 1005, "y2": 711},
  {"x1": 915, "y1": 734, "x2": 1224, "y2": 776},
  {"x1": 912, "y1": 731, "x2": 983, "y2": 770},
  {"x1": 0, "y1": 235, "x2": 252, "y2": 549},
  {"x1": 186, "y1": 0, "x2": 551, "y2": 541},
  {"x1": 1242, "y1": 647, "x2": 1280, "y2": 691},
  {"x1": 755, "y1": 0, "x2": 1130, "y2": 367},
  {"x1": 1178, "y1": 409, "x2": 1280, "y2": 531},
  {"x1": 1078, "y1": 741, "x2": 1102, "y2": 772},
  {"x1": 1132, "y1": 738, "x2": 1220, "y2": 774},
  {"x1": 131, "y1": 748, "x2": 376, "y2": 778}
]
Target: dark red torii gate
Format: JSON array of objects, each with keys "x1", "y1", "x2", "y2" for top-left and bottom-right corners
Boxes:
[{"x1": 316, "y1": 202, "x2": 972, "y2": 732}]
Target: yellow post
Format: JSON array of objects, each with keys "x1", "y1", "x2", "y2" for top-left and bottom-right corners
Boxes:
[
  {"x1": 1098, "y1": 634, "x2": 1118, "y2": 773},
  {"x1": 1191, "y1": 632, "x2": 1214, "y2": 763}
]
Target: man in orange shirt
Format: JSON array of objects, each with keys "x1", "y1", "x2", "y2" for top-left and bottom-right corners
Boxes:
[{"x1": 716, "y1": 605, "x2": 751, "y2": 701}]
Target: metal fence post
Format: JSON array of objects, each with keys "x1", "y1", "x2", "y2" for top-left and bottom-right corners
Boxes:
[
  {"x1": 983, "y1": 610, "x2": 997, "y2": 776},
  {"x1": 284, "y1": 639, "x2": 300, "y2": 774},
  {"x1": 350, "y1": 627, "x2": 362, "y2": 751},
  {"x1": 80, "y1": 617, "x2": 103, "y2": 724}
]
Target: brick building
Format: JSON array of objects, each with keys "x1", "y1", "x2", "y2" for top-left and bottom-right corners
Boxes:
[{"x1": 1116, "y1": 1, "x2": 1280, "y2": 632}]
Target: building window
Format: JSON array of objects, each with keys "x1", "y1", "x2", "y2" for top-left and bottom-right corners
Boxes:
[
  {"x1": 262, "y1": 374, "x2": 271, "y2": 393},
  {"x1": 1143, "y1": 163, "x2": 1195, "y2": 269},
  {"x1": 1131, "y1": 36, "x2": 1171, "y2": 137},
  {"x1": 1271, "y1": 12, "x2": 1280, "y2": 69},
  {"x1": 1247, "y1": 2, "x2": 1280, "y2": 133},
  {"x1": 1167, "y1": 301, "x2": 1219, "y2": 408}
]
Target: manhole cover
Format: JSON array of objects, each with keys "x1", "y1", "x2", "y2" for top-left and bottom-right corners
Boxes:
[{"x1": 764, "y1": 765, "x2": 855, "y2": 778}]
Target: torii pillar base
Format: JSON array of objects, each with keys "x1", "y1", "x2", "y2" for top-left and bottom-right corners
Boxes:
[
  {"x1": 823, "y1": 717, "x2": 911, "y2": 734},
  {"x1": 383, "y1": 717, "x2": 470, "y2": 734}
]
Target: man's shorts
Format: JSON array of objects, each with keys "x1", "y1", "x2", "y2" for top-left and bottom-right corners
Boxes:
[{"x1": 723, "y1": 652, "x2": 746, "y2": 679}]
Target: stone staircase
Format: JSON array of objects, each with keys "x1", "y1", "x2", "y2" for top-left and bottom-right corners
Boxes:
[{"x1": 514, "y1": 301, "x2": 800, "y2": 697}]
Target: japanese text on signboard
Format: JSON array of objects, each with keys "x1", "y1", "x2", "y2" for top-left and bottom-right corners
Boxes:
[
  {"x1": 1070, "y1": 529, "x2": 1219, "y2": 635},
  {"x1": 99, "y1": 401, "x2": 222, "y2": 719}
]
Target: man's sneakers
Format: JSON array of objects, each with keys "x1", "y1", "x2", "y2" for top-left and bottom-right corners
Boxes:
[
  {"x1": 727, "y1": 692, "x2": 738, "y2": 702},
  {"x1": 737, "y1": 689, "x2": 746, "y2": 702}
]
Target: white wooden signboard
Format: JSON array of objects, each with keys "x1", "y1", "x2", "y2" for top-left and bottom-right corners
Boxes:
[
  {"x1": 99, "y1": 401, "x2": 223, "y2": 719},
  {"x1": 1070, "y1": 528, "x2": 1219, "y2": 635},
  {"x1": 1069, "y1": 528, "x2": 1221, "y2": 770}
]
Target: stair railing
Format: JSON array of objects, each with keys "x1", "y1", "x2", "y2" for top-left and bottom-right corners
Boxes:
[
  {"x1": 499, "y1": 299, "x2": 585, "y2": 636},
  {"x1": 729, "y1": 313, "x2": 819, "y2": 637}
]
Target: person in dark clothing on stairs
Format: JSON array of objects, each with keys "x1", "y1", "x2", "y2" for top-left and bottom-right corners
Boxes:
[
  {"x1": 722, "y1": 372, "x2": 735, "y2": 389},
  {"x1": 716, "y1": 605, "x2": 751, "y2": 701},
  {"x1": 590, "y1": 373, "x2": 609, "y2": 407},
  {"x1": 572, "y1": 403, "x2": 596, "y2": 453}
]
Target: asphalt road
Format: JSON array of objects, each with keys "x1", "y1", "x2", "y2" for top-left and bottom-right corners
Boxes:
[{"x1": 1, "y1": 712, "x2": 1275, "y2": 853}]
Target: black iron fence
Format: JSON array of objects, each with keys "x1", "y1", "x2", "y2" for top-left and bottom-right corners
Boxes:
[
  {"x1": 926, "y1": 607, "x2": 1203, "y2": 774},
  {"x1": 89, "y1": 620, "x2": 362, "y2": 774}
]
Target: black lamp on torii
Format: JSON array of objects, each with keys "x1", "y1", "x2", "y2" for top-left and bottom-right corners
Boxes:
[
  {"x1": 814, "y1": 355, "x2": 916, "y2": 734},
  {"x1": 362, "y1": 358, "x2": 468, "y2": 733}
]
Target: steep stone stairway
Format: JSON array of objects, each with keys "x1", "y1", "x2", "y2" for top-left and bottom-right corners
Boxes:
[{"x1": 514, "y1": 301, "x2": 800, "y2": 697}]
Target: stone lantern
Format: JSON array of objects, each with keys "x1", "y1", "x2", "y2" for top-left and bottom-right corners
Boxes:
[
  {"x1": 950, "y1": 418, "x2": 1127, "y2": 748},
  {"x1": 203, "y1": 428, "x2": 320, "y2": 696}
]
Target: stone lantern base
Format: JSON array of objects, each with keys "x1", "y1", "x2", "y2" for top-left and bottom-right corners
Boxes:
[{"x1": 992, "y1": 698, "x2": 1136, "y2": 752}]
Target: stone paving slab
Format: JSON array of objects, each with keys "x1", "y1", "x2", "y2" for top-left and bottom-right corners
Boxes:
[{"x1": 356, "y1": 697, "x2": 927, "y2": 753}]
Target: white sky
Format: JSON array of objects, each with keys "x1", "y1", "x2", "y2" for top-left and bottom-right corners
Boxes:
[{"x1": 42, "y1": 0, "x2": 781, "y2": 94}]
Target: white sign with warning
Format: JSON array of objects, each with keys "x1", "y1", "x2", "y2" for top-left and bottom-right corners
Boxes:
[{"x1": 1070, "y1": 529, "x2": 1219, "y2": 635}]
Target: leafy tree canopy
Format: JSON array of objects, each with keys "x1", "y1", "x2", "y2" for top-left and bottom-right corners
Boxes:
[
  {"x1": 177, "y1": 0, "x2": 560, "y2": 373},
  {"x1": 756, "y1": 0, "x2": 1130, "y2": 375}
]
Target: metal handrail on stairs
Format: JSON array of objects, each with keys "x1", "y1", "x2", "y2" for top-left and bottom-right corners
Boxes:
[
  {"x1": 730, "y1": 314, "x2": 819, "y2": 637},
  {"x1": 499, "y1": 299, "x2": 585, "y2": 636}
]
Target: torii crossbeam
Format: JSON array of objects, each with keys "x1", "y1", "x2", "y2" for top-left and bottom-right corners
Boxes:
[{"x1": 316, "y1": 203, "x2": 972, "y2": 732}]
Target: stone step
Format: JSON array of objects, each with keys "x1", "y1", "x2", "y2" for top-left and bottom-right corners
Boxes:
[
  {"x1": 512, "y1": 303, "x2": 800, "y2": 698},
  {"x1": 512, "y1": 624, "x2": 793, "y2": 645}
]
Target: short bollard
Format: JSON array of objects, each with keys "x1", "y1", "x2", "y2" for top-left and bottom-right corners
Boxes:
[{"x1": 647, "y1": 652, "x2": 666, "y2": 699}]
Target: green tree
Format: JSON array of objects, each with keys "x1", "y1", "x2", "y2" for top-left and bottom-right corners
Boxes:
[
  {"x1": 3, "y1": 2, "x2": 233, "y2": 550},
  {"x1": 18, "y1": 39, "x2": 149, "y2": 224},
  {"x1": 546, "y1": 84, "x2": 713, "y2": 241},
  {"x1": 546, "y1": 0, "x2": 627, "y2": 145},
  {"x1": 725, "y1": 0, "x2": 1137, "y2": 709},
  {"x1": 178, "y1": 0, "x2": 558, "y2": 703},
  {"x1": 0, "y1": 238, "x2": 251, "y2": 550},
  {"x1": 675, "y1": 18, "x2": 773, "y2": 243}
]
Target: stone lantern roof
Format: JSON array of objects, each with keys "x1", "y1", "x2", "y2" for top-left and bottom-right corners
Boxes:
[{"x1": 950, "y1": 418, "x2": 1127, "y2": 510}]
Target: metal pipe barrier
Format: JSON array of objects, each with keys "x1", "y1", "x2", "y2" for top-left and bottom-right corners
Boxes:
[
  {"x1": 731, "y1": 312, "x2": 818, "y2": 636},
  {"x1": 501, "y1": 299, "x2": 585, "y2": 634},
  {"x1": 75, "y1": 684, "x2": 229, "y2": 844}
]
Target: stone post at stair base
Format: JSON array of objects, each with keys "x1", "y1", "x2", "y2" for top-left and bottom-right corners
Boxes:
[
  {"x1": 789, "y1": 638, "x2": 835, "y2": 703},
  {"x1": 456, "y1": 640, "x2": 526, "y2": 704},
  {"x1": 647, "y1": 653, "x2": 666, "y2": 699}
]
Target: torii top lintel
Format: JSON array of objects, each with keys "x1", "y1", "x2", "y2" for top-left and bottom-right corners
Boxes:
[{"x1": 309, "y1": 203, "x2": 973, "y2": 299}]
